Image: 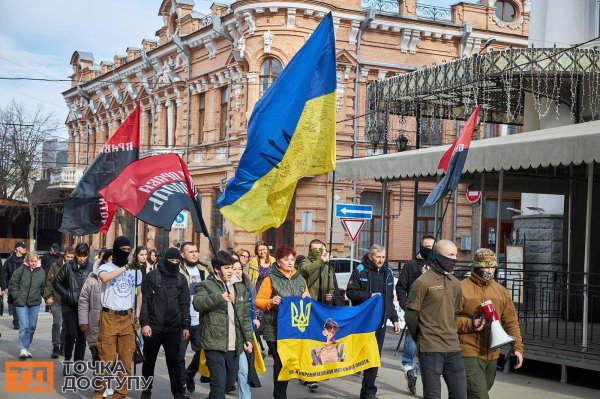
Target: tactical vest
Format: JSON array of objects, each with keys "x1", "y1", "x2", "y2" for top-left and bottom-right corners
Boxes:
[{"x1": 263, "y1": 268, "x2": 306, "y2": 342}]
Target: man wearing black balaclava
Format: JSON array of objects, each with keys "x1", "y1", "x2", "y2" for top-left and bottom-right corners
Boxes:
[
  {"x1": 94, "y1": 236, "x2": 142, "y2": 399},
  {"x1": 405, "y1": 239, "x2": 467, "y2": 399},
  {"x1": 139, "y1": 247, "x2": 191, "y2": 399},
  {"x1": 395, "y1": 234, "x2": 435, "y2": 395}
]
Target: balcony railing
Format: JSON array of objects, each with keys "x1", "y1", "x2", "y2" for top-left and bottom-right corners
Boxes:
[
  {"x1": 140, "y1": 147, "x2": 184, "y2": 159},
  {"x1": 416, "y1": 4, "x2": 451, "y2": 22},
  {"x1": 48, "y1": 166, "x2": 85, "y2": 189},
  {"x1": 361, "y1": 1, "x2": 452, "y2": 22}
]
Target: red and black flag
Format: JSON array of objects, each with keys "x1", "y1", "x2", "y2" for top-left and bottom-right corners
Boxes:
[
  {"x1": 424, "y1": 106, "x2": 481, "y2": 207},
  {"x1": 98, "y1": 153, "x2": 209, "y2": 235},
  {"x1": 59, "y1": 103, "x2": 140, "y2": 235}
]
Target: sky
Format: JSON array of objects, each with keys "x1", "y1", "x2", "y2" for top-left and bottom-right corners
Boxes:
[{"x1": 0, "y1": 0, "x2": 464, "y2": 139}]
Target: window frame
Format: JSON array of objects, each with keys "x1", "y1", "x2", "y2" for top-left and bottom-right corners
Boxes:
[
  {"x1": 495, "y1": 0, "x2": 517, "y2": 22},
  {"x1": 259, "y1": 57, "x2": 283, "y2": 97}
]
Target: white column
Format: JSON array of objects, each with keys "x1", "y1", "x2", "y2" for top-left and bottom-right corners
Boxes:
[{"x1": 166, "y1": 100, "x2": 173, "y2": 147}]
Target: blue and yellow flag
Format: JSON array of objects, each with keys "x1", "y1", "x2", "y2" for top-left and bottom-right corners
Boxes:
[
  {"x1": 277, "y1": 295, "x2": 383, "y2": 382},
  {"x1": 217, "y1": 13, "x2": 337, "y2": 232}
]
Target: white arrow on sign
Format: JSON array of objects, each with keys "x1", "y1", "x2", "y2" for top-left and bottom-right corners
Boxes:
[
  {"x1": 340, "y1": 207, "x2": 371, "y2": 215},
  {"x1": 341, "y1": 219, "x2": 365, "y2": 242}
]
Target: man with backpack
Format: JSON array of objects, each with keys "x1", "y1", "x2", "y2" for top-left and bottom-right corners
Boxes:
[{"x1": 140, "y1": 247, "x2": 191, "y2": 399}]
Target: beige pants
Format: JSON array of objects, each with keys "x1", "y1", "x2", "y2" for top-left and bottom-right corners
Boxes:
[{"x1": 92, "y1": 310, "x2": 135, "y2": 399}]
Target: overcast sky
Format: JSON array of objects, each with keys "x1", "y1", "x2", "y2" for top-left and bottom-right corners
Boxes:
[{"x1": 0, "y1": 0, "x2": 462, "y2": 138}]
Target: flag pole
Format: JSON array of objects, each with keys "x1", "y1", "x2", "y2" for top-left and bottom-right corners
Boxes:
[{"x1": 327, "y1": 170, "x2": 336, "y2": 305}]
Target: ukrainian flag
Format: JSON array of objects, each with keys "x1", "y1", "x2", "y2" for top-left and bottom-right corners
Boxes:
[
  {"x1": 276, "y1": 295, "x2": 383, "y2": 382},
  {"x1": 217, "y1": 13, "x2": 337, "y2": 232}
]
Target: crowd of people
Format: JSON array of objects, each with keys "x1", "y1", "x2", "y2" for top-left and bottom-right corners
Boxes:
[{"x1": 0, "y1": 236, "x2": 524, "y2": 399}]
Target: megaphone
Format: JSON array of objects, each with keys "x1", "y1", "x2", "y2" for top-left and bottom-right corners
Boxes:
[{"x1": 480, "y1": 300, "x2": 515, "y2": 349}]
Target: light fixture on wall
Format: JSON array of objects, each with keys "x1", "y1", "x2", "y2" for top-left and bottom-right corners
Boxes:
[{"x1": 395, "y1": 132, "x2": 409, "y2": 152}]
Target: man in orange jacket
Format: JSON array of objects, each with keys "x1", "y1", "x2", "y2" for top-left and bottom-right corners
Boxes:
[{"x1": 457, "y1": 248, "x2": 524, "y2": 399}]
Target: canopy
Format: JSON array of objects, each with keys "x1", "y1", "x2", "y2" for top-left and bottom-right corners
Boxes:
[{"x1": 334, "y1": 120, "x2": 600, "y2": 181}]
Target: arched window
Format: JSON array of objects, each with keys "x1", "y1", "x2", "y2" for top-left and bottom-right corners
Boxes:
[
  {"x1": 495, "y1": 1, "x2": 516, "y2": 22},
  {"x1": 259, "y1": 57, "x2": 283, "y2": 97}
]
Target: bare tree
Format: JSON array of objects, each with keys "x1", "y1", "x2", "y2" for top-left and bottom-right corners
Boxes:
[{"x1": 0, "y1": 100, "x2": 58, "y2": 248}]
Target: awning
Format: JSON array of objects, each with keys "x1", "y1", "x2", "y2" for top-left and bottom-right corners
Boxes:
[{"x1": 334, "y1": 120, "x2": 600, "y2": 181}]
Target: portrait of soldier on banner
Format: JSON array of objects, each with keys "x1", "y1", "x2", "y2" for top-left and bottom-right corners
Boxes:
[{"x1": 311, "y1": 318, "x2": 345, "y2": 365}]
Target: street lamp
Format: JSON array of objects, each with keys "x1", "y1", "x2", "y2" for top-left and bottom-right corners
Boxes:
[{"x1": 395, "y1": 133, "x2": 409, "y2": 152}]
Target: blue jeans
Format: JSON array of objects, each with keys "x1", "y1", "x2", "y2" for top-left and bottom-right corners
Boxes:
[
  {"x1": 15, "y1": 305, "x2": 40, "y2": 350},
  {"x1": 238, "y1": 351, "x2": 251, "y2": 399},
  {"x1": 402, "y1": 331, "x2": 418, "y2": 369}
]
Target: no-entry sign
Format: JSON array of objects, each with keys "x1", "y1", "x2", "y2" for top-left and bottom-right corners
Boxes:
[{"x1": 466, "y1": 188, "x2": 481, "y2": 204}]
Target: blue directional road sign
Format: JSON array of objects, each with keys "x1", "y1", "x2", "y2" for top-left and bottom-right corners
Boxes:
[{"x1": 335, "y1": 203, "x2": 373, "y2": 220}]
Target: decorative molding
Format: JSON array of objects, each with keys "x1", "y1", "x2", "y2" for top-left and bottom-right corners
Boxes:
[
  {"x1": 409, "y1": 30, "x2": 421, "y2": 54},
  {"x1": 349, "y1": 20, "x2": 360, "y2": 45},
  {"x1": 125, "y1": 82, "x2": 138, "y2": 99},
  {"x1": 287, "y1": 8, "x2": 296, "y2": 29},
  {"x1": 247, "y1": 72, "x2": 257, "y2": 83},
  {"x1": 205, "y1": 36, "x2": 217, "y2": 59},
  {"x1": 109, "y1": 83, "x2": 123, "y2": 104},
  {"x1": 304, "y1": 9, "x2": 314, "y2": 16},
  {"x1": 400, "y1": 29, "x2": 412, "y2": 53},
  {"x1": 524, "y1": 0, "x2": 531, "y2": 13},
  {"x1": 378, "y1": 70, "x2": 388, "y2": 80},
  {"x1": 269, "y1": 7, "x2": 278, "y2": 13},
  {"x1": 96, "y1": 89, "x2": 109, "y2": 109},
  {"x1": 242, "y1": 11, "x2": 255, "y2": 34},
  {"x1": 360, "y1": 67, "x2": 370, "y2": 82},
  {"x1": 136, "y1": 72, "x2": 150, "y2": 92},
  {"x1": 492, "y1": 14, "x2": 524, "y2": 30},
  {"x1": 333, "y1": 17, "x2": 341, "y2": 36},
  {"x1": 263, "y1": 30, "x2": 273, "y2": 54},
  {"x1": 216, "y1": 147, "x2": 227, "y2": 160},
  {"x1": 237, "y1": 36, "x2": 246, "y2": 58},
  {"x1": 336, "y1": 86, "x2": 345, "y2": 112},
  {"x1": 344, "y1": 65, "x2": 352, "y2": 80}
]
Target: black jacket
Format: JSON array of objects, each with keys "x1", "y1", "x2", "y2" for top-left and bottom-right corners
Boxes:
[
  {"x1": 395, "y1": 256, "x2": 429, "y2": 311},
  {"x1": 140, "y1": 265, "x2": 191, "y2": 332},
  {"x1": 53, "y1": 259, "x2": 93, "y2": 307},
  {"x1": 4, "y1": 252, "x2": 25, "y2": 303},
  {"x1": 41, "y1": 251, "x2": 61, "y2": 273},
  {"x1": 346, "y1": 253, "x2": 399, "y2": 325}
]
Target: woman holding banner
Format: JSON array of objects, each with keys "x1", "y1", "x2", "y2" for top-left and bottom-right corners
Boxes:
[{"x1": 255, "y1": 245, "x2": 309, "y2": 399}]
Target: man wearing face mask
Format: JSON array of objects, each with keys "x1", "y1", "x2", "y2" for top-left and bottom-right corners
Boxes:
[
  {"x1": 93, "y1": 236, "x2": 142, "y2": 399},
  {"x1": 395, "y1": 235, "x2": 435, "y2": 395},
  {"x1": 457, "y1": 248, "x2": 523, "y2": 399},
  {"x1": 139, "y1": 248, "x2": 191, "y2": 399},
  {"x1": 346, "y1": 244, "x2": 401, "y2": 399},
  {"x1": 405, "y1": 239, "x2": 466, "y2": 399},
  {"x1": 298, "y1": 239, "x2": 341, "y2": 391}
]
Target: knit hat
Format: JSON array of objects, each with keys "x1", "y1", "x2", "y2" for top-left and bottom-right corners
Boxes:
[{"x1": 473, "y1": 248, "x2": 498, "y2": 268}]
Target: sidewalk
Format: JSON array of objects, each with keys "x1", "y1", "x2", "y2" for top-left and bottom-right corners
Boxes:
[{"x1": 0, "y1": 305, "x2": 598, "y2": 398}]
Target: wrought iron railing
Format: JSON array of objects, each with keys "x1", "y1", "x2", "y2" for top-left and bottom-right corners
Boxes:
[
  {"x1": 199, "y1": 14, "x2": 213, "y2": 28},
  {"x1": 416, "y1": 4, "x2": 451, "y2": 22},
  {"x1": 362, "y1": 0, "x2": 399, "y2": 13}
]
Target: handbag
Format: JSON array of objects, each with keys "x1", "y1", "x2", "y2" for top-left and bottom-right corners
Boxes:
[{"x1": 133, "y1": 330, "x2": 145, "y2": 364}]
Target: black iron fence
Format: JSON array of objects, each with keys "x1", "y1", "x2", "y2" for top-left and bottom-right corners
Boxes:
[
  {"x1": 396, "y1": 260, "x2": 600, "y2": 356},
  {"x1": 497, "y1": 268, "x2": 600, "y2": 355}
]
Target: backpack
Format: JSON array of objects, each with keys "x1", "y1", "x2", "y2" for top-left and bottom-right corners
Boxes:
[{"x1": 153, "y1": 271, "x2": 183, "y2": 293}]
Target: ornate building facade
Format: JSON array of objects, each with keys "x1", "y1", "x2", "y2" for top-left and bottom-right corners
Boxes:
[{"x1": 61, "y1": 0, "x2": 529, "y2": 260}]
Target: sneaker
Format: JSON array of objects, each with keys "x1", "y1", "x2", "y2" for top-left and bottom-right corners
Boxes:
[
  {"x1": 51, "y1": 347, "x2": 60, "y2": 359},
  {"x1": 406, "y1": 368, "x2": 417, "y2": 395},
  {"x1": 307, "y1": 382, "x2": 319, "y2": 391},
  {"x1": 19, "y1": 349, "x2": 28, "y2": 360},
  {"x1": 13, "y1": 324, "x2": 19, "y2": 330},
  {"x1": 186, "y1": 375, "x2": 195, "y2": 393},
  {"x1": 105, "y1": 388, "x2": 114, "y2": 397},
  {"x1": 26, "y1": 350, "x2": 32, "y2": 358}
]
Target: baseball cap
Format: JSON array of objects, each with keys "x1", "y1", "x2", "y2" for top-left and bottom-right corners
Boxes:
[
  {"x1": 15, "y1": 241, "x2": 27, "y2": 249},
  {"x1": 51, "y1": 243, "x2": 60, "y2": 251}
]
